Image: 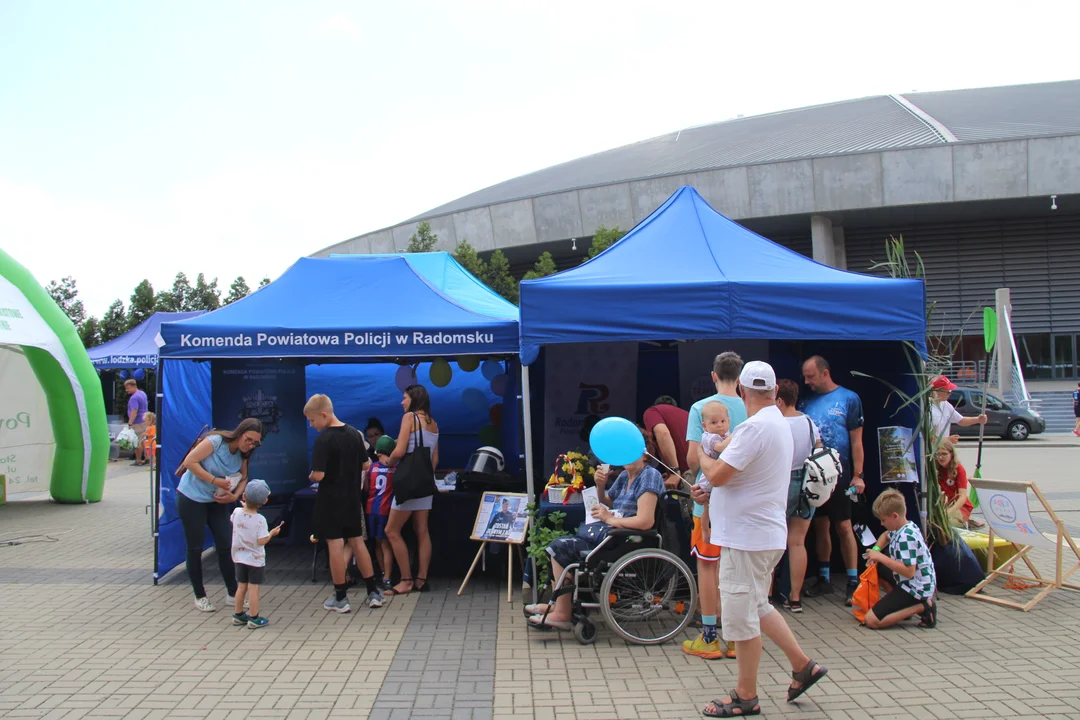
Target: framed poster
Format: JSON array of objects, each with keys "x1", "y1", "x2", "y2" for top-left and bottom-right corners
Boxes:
[
  {"x1": 470, "y1": 492, "x2": 530, "y2": 544},
  {"x1": 878, "y1": 426, "x2": 918, "y2": 484}
]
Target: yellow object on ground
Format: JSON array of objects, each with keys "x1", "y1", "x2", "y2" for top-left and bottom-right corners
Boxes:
[{"x1": 958, "y1": 529, "x2": 1018, "y2": 569}]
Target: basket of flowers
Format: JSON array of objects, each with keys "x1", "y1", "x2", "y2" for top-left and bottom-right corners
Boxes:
[{"x1": 544, "y1": 450, "x2": 595, "y2": 504}]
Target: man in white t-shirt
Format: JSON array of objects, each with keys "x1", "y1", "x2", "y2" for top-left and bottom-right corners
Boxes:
[
  {"x1": 929, "y1": 376, "x2": 986, "y2": 445},
  {"x1": 697, "y1": 362, "x2": 828, "y2": 716}
]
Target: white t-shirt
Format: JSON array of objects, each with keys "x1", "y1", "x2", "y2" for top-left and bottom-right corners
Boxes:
[
  {"x1": 785, "y1": 414, "x2": 821, "y2": 472},
  {"x1": 930, "y1": 401, "x2": 963, "y2": 440},
  {"x1": 231, "y1": 508, "x2": 269, "y2": 567},
  {"x1": 710, "y1": 404, "x2": 793, "y2": 552}
]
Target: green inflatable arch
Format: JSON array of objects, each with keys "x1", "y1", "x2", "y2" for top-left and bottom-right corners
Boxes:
[{"x1": 0, "y1": 248, "x2": 109, "y2": 503}]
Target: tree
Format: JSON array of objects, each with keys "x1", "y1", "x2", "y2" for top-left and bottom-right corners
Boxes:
[
  {"x1": 156, "y1": 272, "x2": 193, "y2": 312},
  {"x1": 79, "y1": 316, "x2": 100, "y2": 348},
  {"x1": 127, "y1": 279, "x2": 156, "y2": 329},
  {"x1": 224, "y1": 276, "x2": 251, "y2": 305},
  {"x1": 453, "y1": 239, "x2": 487, "y2": 279},
  {"x1": 406, "y1": 221, "x2": 438, "y2": 253},
  {"x1": 190, "y1": 273, "x2": 221, "y2": 311},
  {"x1": 522, "y1": 251, "x2": 557, "y2": 281},
  {"x1": 44, "y1": 276, "x2": 86, "y2": 328},
  {"x1": 486, "y1": 250, "x2": 518, "y2": 304},
  {"x1": 258, "y1": 276, "x2": 271, "y2": 288},
  {"x1": 586, "y1": 225, "x2": 626, "y2": 260},
  {"x1": 99, "y1": 300, "x2": 127, "y2": 343}
]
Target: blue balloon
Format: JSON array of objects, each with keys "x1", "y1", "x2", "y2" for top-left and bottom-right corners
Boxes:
[
  {"x1": 461, "y1": 387, "x2": 490, "y2": 413},
  {"x1": 589, "y1": 417, "x2": 645, "y2": 466},
  {"x1": 133, "y1": 368, "x2": 145, "y2": 380},
  {"x1": 481, "y1": 359, "x2": 502, "y2": 381},
  {"x1": 118, "y1": 370, "x2": 129, "y2": 380}
]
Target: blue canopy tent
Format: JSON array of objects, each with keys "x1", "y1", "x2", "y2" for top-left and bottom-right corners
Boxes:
[
  {"x1": 520, "y1": 186, "x2": 925, "y2": 363},
  {"x1": 88, "y1": 311, "x2": 204, "y2": 369},
  {"x1": 152, "y1": 254, "x2": 527, "y2": 582},
  {"x1": 519, "y1": 186, "x2": 927, "y2": 535}
]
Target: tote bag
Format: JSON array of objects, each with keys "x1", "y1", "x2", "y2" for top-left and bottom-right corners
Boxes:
[
  {"x1": 392, "y1": 413, "x2": 437, "y2": 503},
  {"x1": 851, "y1": 563, "x2": 880, "y2": 624}
]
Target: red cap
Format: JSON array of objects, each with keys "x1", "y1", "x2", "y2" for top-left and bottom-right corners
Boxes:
[{"x1": 930, "y1": 376, "x2": 957, "y2": 392}]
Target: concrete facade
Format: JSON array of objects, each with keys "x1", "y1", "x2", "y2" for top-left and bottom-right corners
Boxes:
[{"x1": 313, "y1": 134, "x2": 1080, "y2": 259}]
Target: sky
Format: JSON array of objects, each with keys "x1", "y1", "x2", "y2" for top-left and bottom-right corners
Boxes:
[{"x1": 2, "y1": 1, "x2": 1076, "y2": 318}]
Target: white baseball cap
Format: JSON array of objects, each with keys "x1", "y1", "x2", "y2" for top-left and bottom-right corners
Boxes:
[{"x1": 739, "y1": 361, "x2": 777, "y2": 391}]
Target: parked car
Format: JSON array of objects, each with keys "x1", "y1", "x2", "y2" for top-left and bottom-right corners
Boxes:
[{"x1": 948, "y1": 387, "x2": 1046, "y2": 441}]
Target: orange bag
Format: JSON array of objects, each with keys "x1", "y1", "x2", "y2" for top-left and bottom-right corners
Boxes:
[{"x1": 851, "y1": 564, "x2": 880, "y2": 623}]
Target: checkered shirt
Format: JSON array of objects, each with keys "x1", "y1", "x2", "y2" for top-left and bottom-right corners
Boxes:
[{"x1": 887, "y1": 521, "x2": 937, "y2": 600}]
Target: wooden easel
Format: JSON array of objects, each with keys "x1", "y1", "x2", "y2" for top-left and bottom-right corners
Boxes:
[
  {"x1": 966, "y1": 478, "x2": 1080, "y2": 612},
  {"x1": 458, "y1": 540, "x2": 527, "y2": 602},
  {"x1": 458, "y1": 491, "x2": 530, "y2": 603}
]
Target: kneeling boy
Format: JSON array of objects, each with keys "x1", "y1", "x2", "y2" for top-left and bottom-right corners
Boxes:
[{"x1": 864, "y1": 489, "x2": 937, "y2": 629}]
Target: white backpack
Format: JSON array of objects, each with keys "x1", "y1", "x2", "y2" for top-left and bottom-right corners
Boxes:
[{"x1": 801, "y1": 417, "x2": 842, "y2": 508}]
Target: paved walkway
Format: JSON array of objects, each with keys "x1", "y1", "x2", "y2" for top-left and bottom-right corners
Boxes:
[{"x1": 1, "y1": 440, "x2": 1079, "y2": 719}]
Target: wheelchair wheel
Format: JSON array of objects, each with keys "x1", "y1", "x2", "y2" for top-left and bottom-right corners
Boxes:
[
  {"x1": 574, "y1": 618, "x2": 597, "y2": 645},
  {"x1": 599, "y1": 548, "x2": 696, "y2": 645}
]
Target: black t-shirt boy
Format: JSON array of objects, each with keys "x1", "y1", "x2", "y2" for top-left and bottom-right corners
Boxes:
[{"x1": 312, "y1": 423, "x2": 369, "y2": 540}]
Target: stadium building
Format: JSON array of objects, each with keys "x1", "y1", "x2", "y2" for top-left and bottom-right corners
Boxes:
[{"x1": 316, "y1": 79, "x2": 1080, "y2": 391}]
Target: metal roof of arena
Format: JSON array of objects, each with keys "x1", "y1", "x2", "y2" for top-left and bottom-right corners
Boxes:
[{"x1": 410, "y1": 79, "x2": 1080, "y2": 221}]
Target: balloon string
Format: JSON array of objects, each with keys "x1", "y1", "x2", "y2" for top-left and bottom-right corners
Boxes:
[{"x1": 646, "y1": 452, "x2": 680, "y2": 477}]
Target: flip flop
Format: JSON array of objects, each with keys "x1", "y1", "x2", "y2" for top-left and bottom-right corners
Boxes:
[
  {"x1": 384, "y1": 579, "x2": 413, "y2": 596},
  {"x1": 527, "y1": 614, "x2": 570, "y2": 631}
]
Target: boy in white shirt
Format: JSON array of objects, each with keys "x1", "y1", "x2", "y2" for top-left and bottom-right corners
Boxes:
[{"x1": 231, "y1": 479, "x2": 283, "y2": 629}]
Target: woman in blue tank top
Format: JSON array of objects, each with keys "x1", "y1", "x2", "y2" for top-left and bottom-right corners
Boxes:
[{"x1": 176, "y1": 417, "x2": 263, "y2": 613}]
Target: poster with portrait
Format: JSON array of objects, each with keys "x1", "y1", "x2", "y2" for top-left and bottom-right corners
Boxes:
[
  {"x1": 471, "y1": 492, "x2": 529, "y2": 544},
  {"x1": 878, "y1": 426, "x2": 918, "y2": 484}
]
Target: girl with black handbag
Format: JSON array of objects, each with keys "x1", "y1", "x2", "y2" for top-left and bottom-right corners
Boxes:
[{"x1": 383, "y1": 384, "x2": 440, "y2": 595}]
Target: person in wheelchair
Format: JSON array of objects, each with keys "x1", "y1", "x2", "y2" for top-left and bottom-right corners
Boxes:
[{"x1": 526, "y1": 450, "x2": 665, "y2": 630}]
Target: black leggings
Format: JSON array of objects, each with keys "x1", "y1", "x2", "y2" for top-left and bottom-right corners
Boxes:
[{"x1": 176, "y1": 491, "x2": 236, "y2": 598}]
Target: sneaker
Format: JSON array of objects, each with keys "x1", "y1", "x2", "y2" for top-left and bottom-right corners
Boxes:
[
  {"x1": 226, "y1": 594, "x2": 250, "y2": 610},
  {"x1": 785, "y1": 599, "x2": 803, "y2": 614},
  {"x1": 725, "y1": 641, "x2": 737, "y2": 658},
  {"x1": 844, "y1": 580, "x2": 859, "y2": 607},
  {"x1": 323, "y1": 596, "x2": 351, "y2": 613},
  {"x1": 803, "y1": 577, "x2": 834, "y2": 597},
  {"x1": 194, "y1": 597, "x2": 216, "y2": 612},
  {"x1": 247, "y1": 615, "x2": 269, "y2": 629},
  {"x1": 232, "y1": 612, "x2": 250, "y2": 626},
  {"x1": 367, "y1": 590, "x2": 384, "y2": 609},
  {"x1": 682, "y1": 634, "x2": 724, "y2": 659}
]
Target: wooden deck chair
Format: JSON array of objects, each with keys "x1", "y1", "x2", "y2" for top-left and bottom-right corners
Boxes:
[{"x1": 966, "y1": 478, "x2": 1080, "y2": 611}]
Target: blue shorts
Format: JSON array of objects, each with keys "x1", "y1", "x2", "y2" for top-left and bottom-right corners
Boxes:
[{"x1": 367, "y1": 513, "x2": 390, "y2": 541}]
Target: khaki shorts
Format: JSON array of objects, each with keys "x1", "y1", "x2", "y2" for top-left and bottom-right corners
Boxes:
[
  {"x1": 719, "y1": 547, "x2": 784, "y2": 642},
  {"x1": 131, "y1": 422, "x2": 149, "y2": 440}
]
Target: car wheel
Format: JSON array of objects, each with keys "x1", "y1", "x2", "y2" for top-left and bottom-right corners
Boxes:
[{"x1": 1007, "y1": 420, "x2": 1030, "y2": 441}]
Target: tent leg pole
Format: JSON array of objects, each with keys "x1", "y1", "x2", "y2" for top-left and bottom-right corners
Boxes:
[
  {"x1": 521, "y1": 362, "x2": 538, "y2": 605},
  {"x1": 153, "y1": 359, "x2": 162, "y2": 584}
]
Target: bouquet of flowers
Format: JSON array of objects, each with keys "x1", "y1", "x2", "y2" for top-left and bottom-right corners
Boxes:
[{"x1": 545, "y1": 450, "x2": 595, "y2": 504}]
